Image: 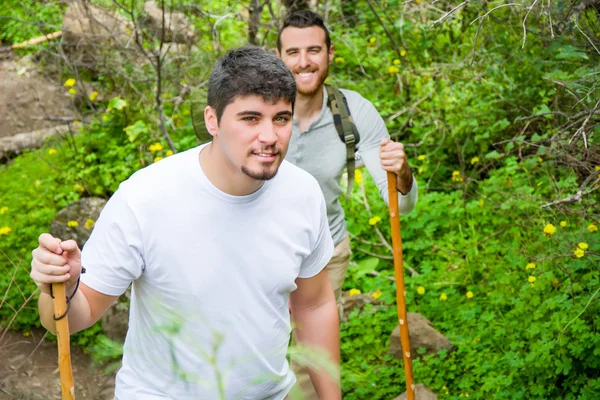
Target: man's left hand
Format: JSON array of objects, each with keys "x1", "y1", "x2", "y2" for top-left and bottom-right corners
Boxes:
[{"x1": 380, "y1": 138, "x2": 413, "y2": 195}]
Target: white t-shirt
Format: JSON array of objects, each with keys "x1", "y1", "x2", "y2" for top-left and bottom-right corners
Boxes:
[{"x1": 80, "y1": 145, "x2": 334, "y2": 400}]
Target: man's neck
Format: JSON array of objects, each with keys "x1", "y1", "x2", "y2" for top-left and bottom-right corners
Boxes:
[
  {"x1": 199, "y1": 143, "x2": 264, "y2": 196},
  {"x1": 294, "y1": 87, "x2": 324, "y2": 131}
]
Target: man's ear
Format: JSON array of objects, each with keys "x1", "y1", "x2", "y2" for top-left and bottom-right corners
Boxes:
[
  {"x1": 204, "y1": 106, "x2": 219, "y2": 138},
  {"x1": 275, "y1": 48, "x2": 281, "y2": 58},
  {"x1": 328, "y1": 44, "x2": 335, "y2": 64}
]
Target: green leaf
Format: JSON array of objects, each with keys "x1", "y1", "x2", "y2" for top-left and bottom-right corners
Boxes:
[
  {"x1": 123, "y1": 120, "x2": 148, "y2": 142},
  {"x1": 485, "y1": 150, "x2": 502, "y2": 159},
  {"x1": 107, "y1": 97, "x2": 128, "y2": 112},
  {"x1": 355, "y1": 257, "x2": 380, "y2": 279}
]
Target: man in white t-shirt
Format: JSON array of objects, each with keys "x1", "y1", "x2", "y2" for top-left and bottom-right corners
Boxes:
[{"x1": 30, "y1": 46, "x2": 341, "y2": 400}]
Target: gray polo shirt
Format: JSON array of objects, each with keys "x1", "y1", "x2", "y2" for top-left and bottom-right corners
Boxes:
[{"x1": 285, "y1": 87, "x2": 418, "y2": 245}]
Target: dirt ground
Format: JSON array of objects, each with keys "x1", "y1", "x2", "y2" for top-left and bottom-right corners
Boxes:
[
  {"x1": 0, "y1": 328, "x2": 116, "y2": 399},
  {"x1": 0, "y1": 56, "x2": 76, "y2": 138}
]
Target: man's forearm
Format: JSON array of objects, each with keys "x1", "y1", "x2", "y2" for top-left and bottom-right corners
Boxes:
[
  {"x1": 293, "y1": 298, "x2": 341, "y2": 399},
  {"x1": 38, "y1": 289, "x2": 94, "y2": 335}
]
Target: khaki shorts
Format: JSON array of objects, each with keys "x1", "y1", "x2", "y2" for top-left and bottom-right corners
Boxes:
[{"x1": 290, "y1": 234, "x2": 351, "y2": 400}]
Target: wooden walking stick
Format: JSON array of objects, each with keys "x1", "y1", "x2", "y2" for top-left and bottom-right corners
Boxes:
[
  {"x1": 387, "y1": 172, "x2": 415, "y2": 400},
  {"x1": 51, "y1": 282, "x2": 75, "y2": 400}
]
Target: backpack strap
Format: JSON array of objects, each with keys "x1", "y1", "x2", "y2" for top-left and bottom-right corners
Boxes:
[{"x1": 325, "y1": 84, "x2": 361, "y2": 199}]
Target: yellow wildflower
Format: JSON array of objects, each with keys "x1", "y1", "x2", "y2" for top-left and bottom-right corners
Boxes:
[
  {"x1": 64, "y1": 78, "x2": 76, "y2": 87},
  {"x1": 440, "y1": 293, "x2": 448, "y2": 301},
  {"x1": 68, "y1": 88, "x2": 77, "y2": 95},
  {"x1": 528, "y1": 276, "x2": 536, "y2": 283},
  {"x1": 369, "y1": 216, "x2": 382, "y2": 225},
  {"x1": 67, "y1": 220, "x2": 79, "y2": 228},
  {"x1": 154, "y1": 156, "x2": 163, "y2": 163},
  {"x1": 415, "y1": 0, "x2": 422, "y2": 4},
  {"x1": 393, "y1": 59, "x2": 400, "y2": 65},
  {"x1": 452, "y1": 171, "x2": 463, "y2": 182},
  {"x1": 538, "y1": 157, "x2": 543, "y2": 163},
  {"x1": 349, "y1": 288, "x2": 361, "y2": 296},
  {"x1": 166, "y1": 150, "x2": 174, "y2": 157},
  {"x1": 73, "y1": 120, "x2": 80, "y2": 126},
  {"x1": 74, "y1": 183, "x2": 85, "y2": 193},
  {"x1": 85, "y1": 219, "x2": 95, "y2": 230},
  {"x1": 369, "y1": 37, "x2": 376, "y2": 44},
  {"x1": 470, "y1": 156, "x2": 480, "y2": 165},
  {"x1": 48, "y1": 148, "x2": 57, "y2": 155},
  {"x1": 149, "y1": 143, "x2": 164, "y2": 153},
  {"x1": 578, "y1": 242, "x2": 589, "y2": 250},
  {"x1": 388, "y1": 66, "x2": 400, "y2": 74},
  {"x1": 560, "y1": 221, "x2": 567, "y2": 227},
  {"x1": 89, "y1": 91, "x2": 99, "y2": 101},
  {"x1": 334, "y1": 57, "x2": 345, "y2": 64},
  {"x1": 466, "y1": 291, "x2": 474, "y2": 299},
  {"x1": 594, "y1": 166, "x2": 600, "y2": 171},
  {"x1": 526, "y1": 263, "x2": 536, "y2": 270},
  {"x1": 205, "y1": 43, "x2": 213, "y2": 51},
  {"x1": 478, "y1": 199, "x2": 485, "y2": 207},
  {"x1": 588, "y1": 223, "x2": 598, "y2": 233},
  {"x1": 417, "y1": 155, "x2": 426, "y2": 161},
  {"x1": 400, "y1": 49, "x2": 407, "y2": 57},
  {"x1": 0, "y1": 206, "x2": 7, "y2": 214},
  {"x1": 354, "y1": 169, "x2": 363, "y2": 184},
  {"x1": 0, "y1": 226, "x2": 12, "y2": 235},
  {"x1": 543, "y1": 224, "x2": 556, "y2": 237},
  {"x1": 371, "y1": 289, "x2": 382, "y2": 300},
  {"x1": 417, "y1": 286, "x2": 425, "y2": 295},
  {"x1": 574, "y1": 248, "x2": 585, "y2": 258}
]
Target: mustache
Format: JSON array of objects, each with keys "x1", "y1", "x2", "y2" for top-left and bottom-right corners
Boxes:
[{"x1": 249, "y1": 146, "x2": 280, "y2": 155}]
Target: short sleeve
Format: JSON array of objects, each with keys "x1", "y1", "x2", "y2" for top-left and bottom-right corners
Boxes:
[
  {"x1": 80, "y1": 188, "x2": 145, "y2": 296},
  {"x1": 297, "y1": 192, "x2": 334, "y2": 279}
]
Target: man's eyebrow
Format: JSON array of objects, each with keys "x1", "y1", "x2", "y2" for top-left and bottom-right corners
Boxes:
[
  {"x1": 275, "y1": 110, "x2": 293, "y2": 117},
  {"x1": 236, "y1": 111, "x2": 263, "y2": 117},
  {"x1": 285, "y1": 45, "x2": 322, "y2": 54}
]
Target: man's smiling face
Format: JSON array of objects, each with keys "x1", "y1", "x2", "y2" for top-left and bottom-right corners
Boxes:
[{"x1": 277, "y1": 26, "x2": 334, "y2": 97}]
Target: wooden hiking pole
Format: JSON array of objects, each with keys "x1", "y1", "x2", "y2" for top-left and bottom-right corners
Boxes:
[
  {"x1": 51, "y1": 282, "x2": 75, "y2": 400},
  {"x1": 387, "y1": 172, "x2": 415, "y2": 400}
]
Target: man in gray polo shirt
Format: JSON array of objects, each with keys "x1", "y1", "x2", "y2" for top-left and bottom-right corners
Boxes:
[{"x1": 276, "y1": 10, "x2": 418, "y2": 399}]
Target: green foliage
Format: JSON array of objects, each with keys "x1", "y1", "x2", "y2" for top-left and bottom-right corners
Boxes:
[{"x1": 0, "y1": 0, "x2": 64, "y2": 44}]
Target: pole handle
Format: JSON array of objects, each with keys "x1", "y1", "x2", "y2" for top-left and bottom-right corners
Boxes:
[
  {"x1": 386, "y1": 172, "x2": 415, "y2": 400},
  {"x1": 51, "y1": 282, "x2": 75, "y2": 400}
]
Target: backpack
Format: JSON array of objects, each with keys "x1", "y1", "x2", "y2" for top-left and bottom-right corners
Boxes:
[
  {"x1": 325, "y1": 84, "x2": 360, "y2": 199},
  {"x1": 190, "y1": 85, "x2": 361, "y2": 198}
]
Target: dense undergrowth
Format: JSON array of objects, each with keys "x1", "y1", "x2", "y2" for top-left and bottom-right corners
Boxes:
[{"x1": 1, "y1": 0, "x2": 598, "y2": 398}]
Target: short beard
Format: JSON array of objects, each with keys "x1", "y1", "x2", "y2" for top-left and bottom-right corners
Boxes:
[
  {"x1": 298, "y1": 64, "x2": 329, "y2": 97},
  {"x1": 241, "y1": 166, "x2": 279, "y2": 181}
]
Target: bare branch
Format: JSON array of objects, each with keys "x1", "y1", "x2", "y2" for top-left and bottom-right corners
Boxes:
[
  {"x1": 569, "y1": 99, "x2": 600, "y2": 148},
  {"x1": 365, "y1": 0, "x2": 408, "y2": 65},
  {"x1": 575, "y1": 19, "x2": 600, "y2": 56},
  {"x1": 541, "y1": 170, "x2": 600, "y2": 208},
  {"x1": 432, "y1": 0, "x2": 471, "y2": 26},
  {"x1": 522, "y1": 0, "x2": 541, "y2": 49}
]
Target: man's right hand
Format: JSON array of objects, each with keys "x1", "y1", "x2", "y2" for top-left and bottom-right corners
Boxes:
[{"x1": 31, "y1": 233, "x2": 83, "y2": 295}]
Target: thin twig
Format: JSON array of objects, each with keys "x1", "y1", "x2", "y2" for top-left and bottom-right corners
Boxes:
[
  {"x1": 522, "y1": 0, "x2": 541, "y2": 49},
  {"x1": 432, "y1": 0, "x2": 470, "y2": 26},
  {"x1": 541, "y1": 170, "x2": 600, "y2": 208},
  {"x1": 569, "y1": 99, "x2": 600, "y2": 148},
  {"x1": 575, "y1": 20, "x2": 600, "y2": 56},
  {"x1": 365, "y1": 0, "x2": 407, "y2": 64},
  {"x1": 561, "y1": 286, "x2": 600, "y2": 333}
]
